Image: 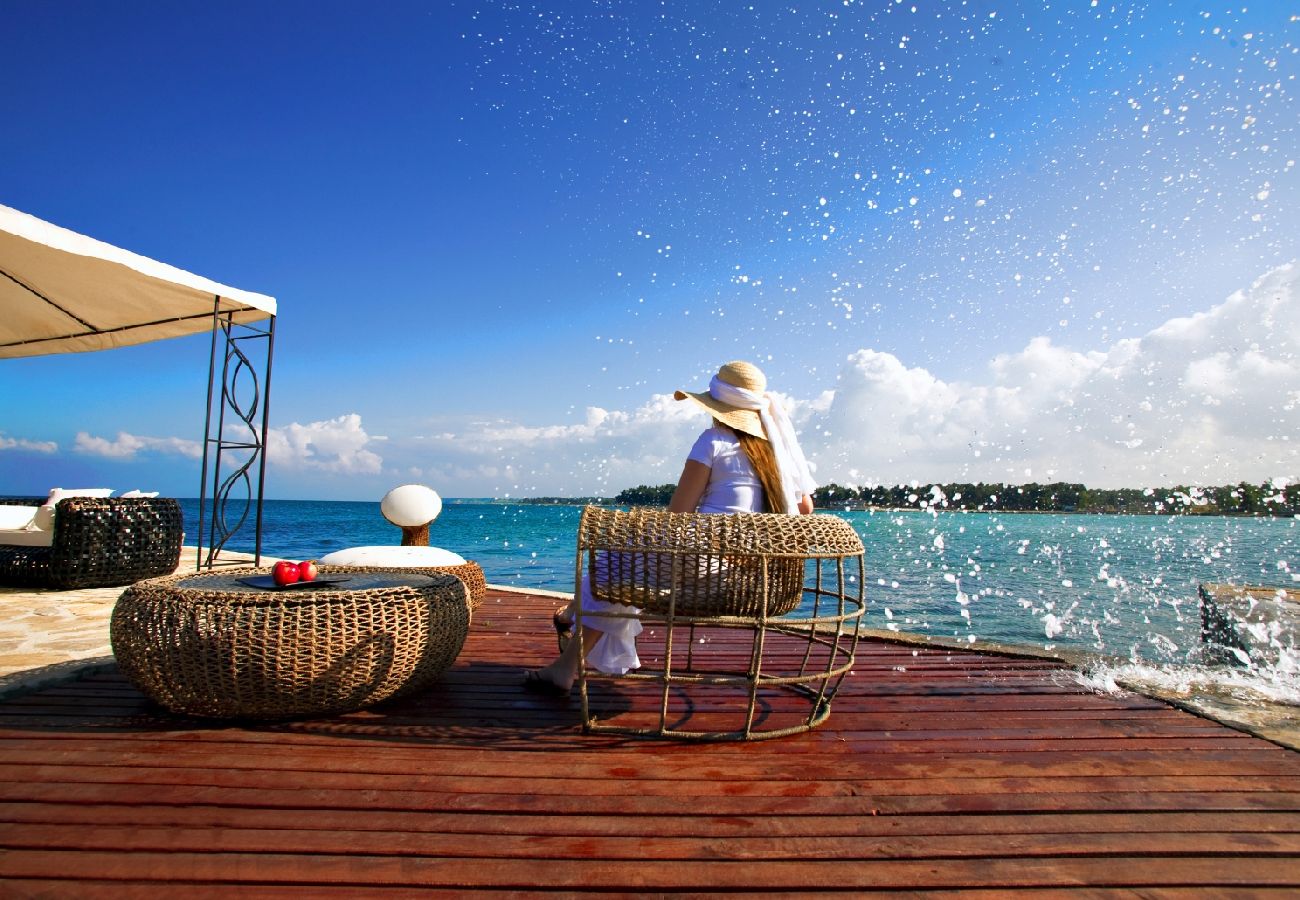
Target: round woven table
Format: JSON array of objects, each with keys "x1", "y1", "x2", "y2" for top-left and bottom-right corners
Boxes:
[{"x1": 111, "y1": 566, "x2": 470, "y2": 719}]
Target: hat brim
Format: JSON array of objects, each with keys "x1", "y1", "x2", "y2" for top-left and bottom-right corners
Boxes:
[{"x1": 674, "y1": 389, "x2": 766, "y2": 439}]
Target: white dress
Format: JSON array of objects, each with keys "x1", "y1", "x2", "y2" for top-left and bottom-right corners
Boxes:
[{"x1": 579, "y1": 426, "x2": 764, "y2": 674}]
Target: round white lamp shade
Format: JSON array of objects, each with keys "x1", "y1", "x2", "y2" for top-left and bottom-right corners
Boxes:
[{"x1": 381, "y1": 484, "x2": 443, "y2": 527}]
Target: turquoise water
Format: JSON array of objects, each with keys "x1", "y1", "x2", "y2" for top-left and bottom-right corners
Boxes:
[
  {"x1": 858, "y1": 508, "x2": 1296, "y2": 655},
  {"x1": 179, "y1": 498, "x2": 584, "y2": 589},
  {"x1": 178, "y1": 499, "x2": 1298, "y2": 700}
]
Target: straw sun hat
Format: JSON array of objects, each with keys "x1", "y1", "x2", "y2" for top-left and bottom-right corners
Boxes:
[{"x1": 674, "y1": 360, "x2": 768, "y2": 439}]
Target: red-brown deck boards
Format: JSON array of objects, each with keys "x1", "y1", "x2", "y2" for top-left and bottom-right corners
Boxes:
[{"x1": 1, "y1": 588, "x2": 1297, "y2": 895}]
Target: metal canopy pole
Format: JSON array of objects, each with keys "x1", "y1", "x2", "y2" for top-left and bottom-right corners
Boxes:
[
  {"x1": 196, "y1": 299, "x2": 275, "y2": 569},
  {"x1": 254, "y1": 316, "x2": 275, "y2": 562}
]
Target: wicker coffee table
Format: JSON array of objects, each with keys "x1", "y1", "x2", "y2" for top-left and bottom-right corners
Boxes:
[{"x1": 111, "y1": 566, "x2": 470, "y2": 719}]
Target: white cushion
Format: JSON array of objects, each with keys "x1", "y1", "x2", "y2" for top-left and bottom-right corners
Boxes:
[
  {"x1": 0, "y1": 527, "x2": 54, "y2": 547},
  {"x1": 380, "y1": 484, "x2": 442, "y2": 527},
  {"x1": 46, "y1": 487, "x2": 114, "y2": 503},
  {"x1": 35, "y1": 487, "x2": 115, "y2": 531},
  {"x1": 0, "y1": 506, "x2": 36, "y2": 530},
  {"x1": 119, "y1": 490, "x2": 160, "y2": 498},
  {"x1": 319, "y1": 545, "x2": 467, "y2": 567},
  {"x1": 32, "y1": 505, "x2": 55, "y2": 531}
]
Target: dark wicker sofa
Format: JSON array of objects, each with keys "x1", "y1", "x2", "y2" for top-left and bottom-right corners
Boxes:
[{"x1": 0, "y1": 497, "x2": 183, "y2": 590}]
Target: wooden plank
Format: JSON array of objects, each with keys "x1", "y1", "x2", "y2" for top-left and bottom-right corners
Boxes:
[
  {"x1": 0, "y1": 731, "x2": 1264, "y2": 757},
  {"x1": 6, "y1": 803, "x2": 1298, "y2": 840},
  {"x1": 0, "y1": 885, "x2": 482, "y2": 900},
  {"x1": 0, "y1": 697, "x2": 1222, "y2": 728},
  {"x1": 3, "y1": 676, "x2": 1181, "y2": 708},
  {"x1": 1, "y1": 743, "x2": 1292, "y2": 778},
  {"x1": 6, "y1": 885, "x2": 1299, "y2": 900},
  {"x1": 2, "y1": 780, "x2": 1297, "y2": 815},
  {"x1": 5, "y1": 822, "x2": 1300, "y2": 860},
  {"x1": 2, "y1": 763, "x2": 1298, "y2": 799},
  {"x1": 2, "y1": 851, "x2": 1299, "y2": 890}
]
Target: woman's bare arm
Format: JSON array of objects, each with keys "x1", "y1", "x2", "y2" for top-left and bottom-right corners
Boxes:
[
  {"x1": 797, "y1": 493, "x2": 814, "y2": 515},
  {"x1": 668, "y1": 460, "x2": 711, "y2": 513}
]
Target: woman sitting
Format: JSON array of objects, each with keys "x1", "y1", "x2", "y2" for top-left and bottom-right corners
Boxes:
[{"x1": 523, "y1": 360, "x2": 816, "y2": 694}]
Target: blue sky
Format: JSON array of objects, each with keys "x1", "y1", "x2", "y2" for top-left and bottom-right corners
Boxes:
[{"x1": 1, "y1": 1, "x2": 1297, "y2": 500}]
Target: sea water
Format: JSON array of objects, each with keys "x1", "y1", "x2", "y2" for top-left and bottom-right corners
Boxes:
[
  {"x1": 178, "y1": 498, "x2": 584, "y2": 588},
  {"x1": 177, "y1": 499, "x2": 1298, "y2": 706}
]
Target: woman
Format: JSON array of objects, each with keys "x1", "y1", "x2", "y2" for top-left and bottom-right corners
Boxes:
[{"x1": 523, "y1": 360, "x2": 817, "y2": 694}]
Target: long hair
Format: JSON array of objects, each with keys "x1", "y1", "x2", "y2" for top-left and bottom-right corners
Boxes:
[{"x1": 734, "y1": 426, "x2": 789, "y2": 514}]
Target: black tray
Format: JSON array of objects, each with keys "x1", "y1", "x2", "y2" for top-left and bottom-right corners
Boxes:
[{"x1": 235, "y1": 575, "x2": 353, "y2": 591}]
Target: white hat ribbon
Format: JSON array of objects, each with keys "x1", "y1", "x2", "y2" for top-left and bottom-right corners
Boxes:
[{"x1": 708, "y1": 375, "x2": 817, "y2": 513}]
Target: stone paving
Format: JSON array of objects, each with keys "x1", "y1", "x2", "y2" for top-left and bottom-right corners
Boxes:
[{"x1": 0, "y1": 548, "x2": 272, "y2": 684}]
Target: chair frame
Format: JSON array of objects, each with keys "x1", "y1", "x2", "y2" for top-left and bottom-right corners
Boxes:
[{"x1": 574, "y1": 506, "x2": 865, "y2": 741}]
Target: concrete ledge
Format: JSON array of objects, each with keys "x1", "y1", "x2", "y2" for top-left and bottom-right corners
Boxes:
[{"x1": 483, "y1": 582, "x2": 573, "y2": 600}]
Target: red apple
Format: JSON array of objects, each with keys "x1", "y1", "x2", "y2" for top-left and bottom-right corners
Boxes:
[
  {"x1": 297, "y1": 559, "x2": 319, "y2": 582},
  {"x1": 272, "y1": 560, "x2": 301, "y2": 586}
]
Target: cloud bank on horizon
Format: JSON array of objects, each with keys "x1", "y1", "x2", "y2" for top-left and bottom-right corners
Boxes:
[
  {"x1": 812, "y1": 262, "x2": 1298, "y2": 490},
  {"x1": 10, "y1": 262, "x2": 1295, "y2": 498},
  {"x1": 449, "y1": 262, "x2": 1297, "y2": 494},
  {"x1": 72, "y1": 432, "x2": 201, "y2": 461},
  {"x1": 252, "y1": 262, "x2": 1300, "y2": 494}
]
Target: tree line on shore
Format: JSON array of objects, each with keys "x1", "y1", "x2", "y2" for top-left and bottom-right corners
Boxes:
[{"x1": 606, "y1": 479, "x2": 1298, "y2": 516}]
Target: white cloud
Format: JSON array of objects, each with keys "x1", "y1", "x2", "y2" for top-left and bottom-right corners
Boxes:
[
  {"x1": 267, "y1": 413, "x2": 383, "y2": 475},
  {"x1": 0, "y1": 434, "x2": 58, "y2": 454},
  {"x1": 810, "y1": 263, "x2": 1300, "y2": 488},
  {"x1": 74, "y1": 431, "x2": 201, "y2": 460},
  {"x1": 397, "y1": 264, "x2": 1298, "y2": 495},
  {"x1": 402, "y1": 394, "x2": 707, "y2": 497}
]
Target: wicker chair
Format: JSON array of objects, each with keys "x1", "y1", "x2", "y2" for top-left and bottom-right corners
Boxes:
[
  {"x1": 0, "y1": 497, "x2": 183, "y2": 590},
  {"x1": 575, "y1": 506, "x2": 865, "y2": 741}
]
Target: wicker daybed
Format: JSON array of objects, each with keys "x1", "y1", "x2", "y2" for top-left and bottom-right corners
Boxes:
[
  {"x1": 575, "y1": 506, "x2": 866, "y2": 741},
  {"x1": 0, "y1": 497, "x2": 183, "y2": 590}
]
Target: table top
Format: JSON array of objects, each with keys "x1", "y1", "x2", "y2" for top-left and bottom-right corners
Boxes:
[{"x1": 174, "y1": 572, "x2": 449, "y2": 595}]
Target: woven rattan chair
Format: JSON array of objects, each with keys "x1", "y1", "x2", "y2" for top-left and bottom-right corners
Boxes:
[
  {"x1": 575, "y1": 506, "x2": 865, "y2": 740},
  {"x1": 0, "y1": 497, "x2": 183, "y2": 590}
]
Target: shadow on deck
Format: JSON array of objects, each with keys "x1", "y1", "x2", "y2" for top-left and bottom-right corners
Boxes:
[{"x1": 1, "y1": 588, "x2": 1298, "y2": 894}]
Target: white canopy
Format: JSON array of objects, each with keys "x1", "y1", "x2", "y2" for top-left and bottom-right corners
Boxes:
[{"x1": 0, "y1": 203, "x2": 276, "y2": 359}]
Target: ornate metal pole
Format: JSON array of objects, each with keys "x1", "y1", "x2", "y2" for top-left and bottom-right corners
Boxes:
[{"x1": 196, "y1": 301, "x2": 275, "y2": 569}]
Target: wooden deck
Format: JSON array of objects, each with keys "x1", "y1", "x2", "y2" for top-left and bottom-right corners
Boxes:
[{"x1": 1, "y1": 587, "x2": 1298, "y2": 895}]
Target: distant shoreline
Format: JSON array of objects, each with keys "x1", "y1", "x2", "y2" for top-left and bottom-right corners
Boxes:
[
  {"x1": 2, "y1": 493, "x2": 1291, "y2": 518},
  {"x1": 499, "y1": 497, "x2": 1294, "y2": 518}
]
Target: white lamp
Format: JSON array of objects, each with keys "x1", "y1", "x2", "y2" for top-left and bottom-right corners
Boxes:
[{"x1": 380, "y1": 484, "x2": 443, "y2": 546}]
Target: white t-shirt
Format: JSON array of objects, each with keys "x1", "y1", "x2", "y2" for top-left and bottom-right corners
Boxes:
[{"x1": 686, "y1": 426, "x2": 764, "y2": 514}]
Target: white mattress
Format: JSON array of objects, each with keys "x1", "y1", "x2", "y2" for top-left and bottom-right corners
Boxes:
[{"x1": 0, "y1": 528, "x2": 53, "y2": 548}]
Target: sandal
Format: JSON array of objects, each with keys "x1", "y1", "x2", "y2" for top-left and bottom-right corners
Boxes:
[
  {"x1": 552, "y1": 608, "x2": 574, "y2": 652},
  {"x1": 522, "y1": 670, "x2": 570, "y2": 696}
]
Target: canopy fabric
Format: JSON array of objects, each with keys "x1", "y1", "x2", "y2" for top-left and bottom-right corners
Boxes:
[{"x1": 0, "y1": 204, "x2": 276, "y2": 359}]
